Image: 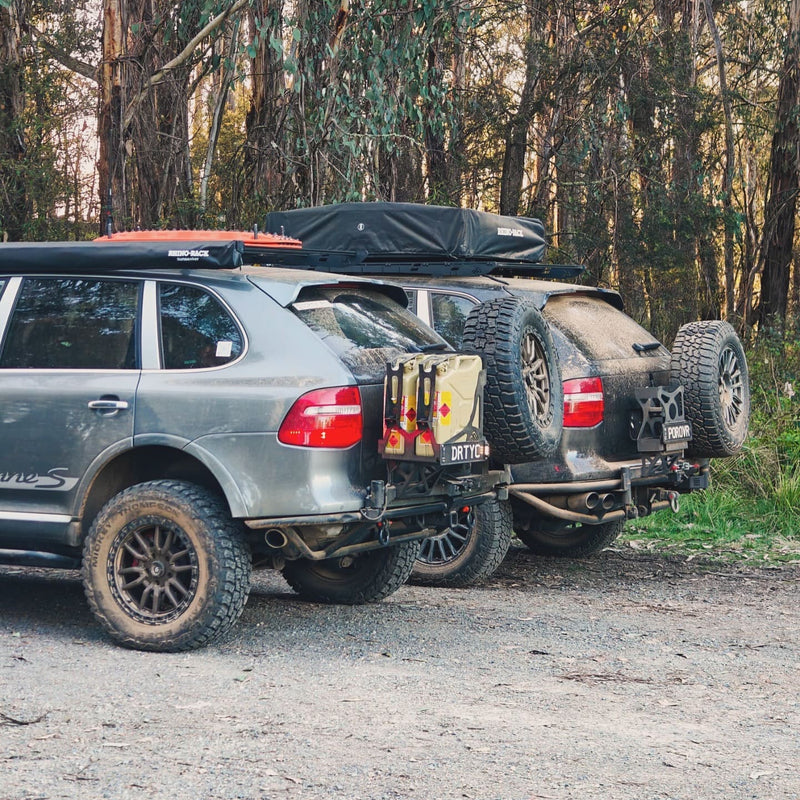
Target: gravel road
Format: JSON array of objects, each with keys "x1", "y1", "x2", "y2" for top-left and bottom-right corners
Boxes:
[{"x1": 1, "y1": 543, "x2": 798, "y2": 800}]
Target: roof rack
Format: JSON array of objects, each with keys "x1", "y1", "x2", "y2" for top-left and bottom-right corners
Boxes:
[{"x1": 242, "y1": 246, "x2": 584, "y2": 279}]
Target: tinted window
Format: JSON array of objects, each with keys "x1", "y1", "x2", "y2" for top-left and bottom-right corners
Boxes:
[
  {"x1": 430, "y1": 292, "x2": 475, "y2": 348},
  {"x1": 293, "y1": 286, "x2": 447, "y2": 382},
  {"x1": 160, "y1": 283, "x2": 244, "y2": 369},
  {"x1": 0, "y1": 277, "x2": 138, "y2": 369}
]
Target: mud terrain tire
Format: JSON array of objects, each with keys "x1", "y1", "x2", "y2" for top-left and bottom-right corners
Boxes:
[
  {"x1": 462, "y1": 296, "x2": 562, "y2": 463},
  {"x1": 82, "y1": 480, "x2": 251, "y2": 652},
  {"x1": 282, "y1": 540, "x2": 420, "y2": 604},
  {"x1": 412, "y1": 498, "x2": 513, "y2": 587},
  {"x1": 515, "y1": 518, "x2": 624, "y2": 558},
  {"x1": 670, "y1": 320, "x2": 750, "y2": 457}
]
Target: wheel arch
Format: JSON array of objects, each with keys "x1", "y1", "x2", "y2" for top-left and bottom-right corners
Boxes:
[{"x1": 75, "y1": 443, "x2": 243, "y2": 545}]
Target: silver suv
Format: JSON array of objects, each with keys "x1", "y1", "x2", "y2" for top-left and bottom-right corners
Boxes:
[{"x1": 0, "y1": 236, "x2": 505, "y2": 651}]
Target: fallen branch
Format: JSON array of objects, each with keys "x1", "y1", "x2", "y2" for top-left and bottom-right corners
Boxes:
[{"x1": 0, "y1": 710, "x2": 48, "y2": 726}]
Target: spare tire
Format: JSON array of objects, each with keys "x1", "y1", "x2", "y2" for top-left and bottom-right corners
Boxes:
[
  {"x1": 462, "y1": 296, "x2": 563, "y2": 463},
  {"x1": 670, "y1": 320, "x2": 750, "y2": 457}
]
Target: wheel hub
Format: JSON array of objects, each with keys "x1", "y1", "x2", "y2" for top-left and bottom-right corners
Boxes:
[
  {"x1": 109, "y1": 518, "x2": 199, "y2": 624},
  {"x1": 521, "y1": 331, "x2": 551, "y2": 422},
  {"x1": 417, "y1": 508, "x2": 475, "y2": 565},
  {"x1": 718, "y1": 346, "x2": 744, "y2": 427}
]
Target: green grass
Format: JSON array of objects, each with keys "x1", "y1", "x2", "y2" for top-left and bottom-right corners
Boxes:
[
  {"x1": 621, "y1": 337, "x2": 800, "y2": 565},
  {"x1": 624, "y1": 487, "x2": 800, "y2": 564}
]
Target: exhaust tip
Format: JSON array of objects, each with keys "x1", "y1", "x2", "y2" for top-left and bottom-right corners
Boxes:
[{"x1": 264, "y1": 528, "x2": 289, "y2": 549}]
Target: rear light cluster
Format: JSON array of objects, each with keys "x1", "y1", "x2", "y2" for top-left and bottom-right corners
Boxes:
[
  {"x1": 563, "y1": 377, "x2": 604, "y2": 428},
  {"x1": 278, "y1": 386, "x2": 363, "y2": 448}
]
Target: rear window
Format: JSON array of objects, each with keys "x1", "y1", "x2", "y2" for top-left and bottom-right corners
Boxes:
[
  {"x1": 543, "y1": 294, "x2": 663, "y2": 360},
  {"x1": 292, "y1": 286, "x2": 447, "y2": 382}
]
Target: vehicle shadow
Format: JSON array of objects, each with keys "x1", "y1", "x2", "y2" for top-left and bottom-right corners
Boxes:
[{"x1": 0, "y1": 567, "x2": 98, "y2": 641}]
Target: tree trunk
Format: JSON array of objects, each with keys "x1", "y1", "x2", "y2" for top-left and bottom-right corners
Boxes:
[
  {"x1": 243, "y1": 0, "x2": 286, "y2": 214},
  {"x1": 703, "y1": 0, "x2": 737, "y2": 323},
  {"x1": 499, "y1": 0, "x2": 542, "y2": 216},
  {"x1": 0, "y1": 0, "x2": 30, "y2": 240},
  {"x1": 757, "y1": 0, "x2": 800, "y2": 333},
  {"x1": 98, "y1": 0, "x2": 125, "y2": 234}
]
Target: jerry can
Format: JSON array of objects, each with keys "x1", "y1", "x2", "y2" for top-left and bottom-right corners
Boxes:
[
  {"x1": 382, "y1": 354, "x2": 428, "y2": 457},
  {"x1": 415, "y1": 354, "x2": 484, "y2": 458}
]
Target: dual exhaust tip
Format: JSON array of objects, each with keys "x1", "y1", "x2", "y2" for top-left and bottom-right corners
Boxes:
[{"x1": 567, "y1": 491, "x2": 616, "y2": 512}]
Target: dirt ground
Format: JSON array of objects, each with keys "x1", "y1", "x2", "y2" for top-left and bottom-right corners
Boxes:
[{"x1": 1, "y1": 542, "x2": 798, "y2": 800}]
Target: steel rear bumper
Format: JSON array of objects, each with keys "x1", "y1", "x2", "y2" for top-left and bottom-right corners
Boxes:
[{"x1": 509, "y1": 457, "x2": 710, "y2": 525}]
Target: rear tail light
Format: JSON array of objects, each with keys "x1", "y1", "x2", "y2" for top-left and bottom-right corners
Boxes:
[
  {"x1": 563, "y1": 377, "x2": 604, "y2": 428},
  {"x1": 278, "y1": 386, "x2": 363, "y2": 448}
]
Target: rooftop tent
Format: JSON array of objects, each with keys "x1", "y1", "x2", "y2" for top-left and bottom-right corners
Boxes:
[
  {"x1": 261, "y1": 202, "x2": 581, "y2": 277},
  {"x1": 266, "y1": 202, "x2": 547, "y2": 262}
]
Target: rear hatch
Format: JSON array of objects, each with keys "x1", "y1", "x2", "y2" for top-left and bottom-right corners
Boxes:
[
  {"x1": 544, "y1": 293, "x2": 671, "y2": 464},
  {"x1": 283, "y1": 282, "x2": 451, "y2": 479}
]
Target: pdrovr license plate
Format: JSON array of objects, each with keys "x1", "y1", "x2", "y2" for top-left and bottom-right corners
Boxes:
[
  {"x1": 662, "y1": 420, "x2": 692, "y2": 445},
  {"x1": 439, "y1": 441, "x2": 488, "y2": 464}
]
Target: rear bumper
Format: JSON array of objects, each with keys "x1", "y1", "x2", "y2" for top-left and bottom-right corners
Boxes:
[
  {"x1": 509, "y1": 456, "x2": 709, "y2": 525},
  {"x1": 245, "y1": 466, "x2": 508, "y2": 530}
]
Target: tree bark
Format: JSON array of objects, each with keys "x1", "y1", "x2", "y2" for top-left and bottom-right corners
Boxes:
[
  {"x1": 499, "y1": 0, "x2": 542, "y2": 216},
  {"x1": 0, "y1": 0, "x2": 30, "y2": 240},
  {"x1": 757, "y1": 0, "x2": 800, "y2": 332}
]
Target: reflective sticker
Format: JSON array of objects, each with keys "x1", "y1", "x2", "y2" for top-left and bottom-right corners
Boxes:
[{"x1": 436, "y1": 391, "x2": 452, "y2": 425}]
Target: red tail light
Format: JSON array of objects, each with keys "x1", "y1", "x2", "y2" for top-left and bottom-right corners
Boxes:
[
  {"x1": 278, "y1": 387, "x2": 363, "y2": 448},
  {"x1": 563, "y1": 377, "x2": 604, "y2": 428}
]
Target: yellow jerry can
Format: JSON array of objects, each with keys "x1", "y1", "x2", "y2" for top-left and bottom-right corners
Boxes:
[
  {"x1": 382, "y1": 354, "x2": 427, "y2": 457},
  {"x1": 415, "y1": 354, "x2": 484, "y2": 458}
]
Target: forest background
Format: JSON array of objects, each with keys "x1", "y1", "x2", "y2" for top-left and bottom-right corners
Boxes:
[{"x1": 0, "y1": 0, "x2": 798, "y2": 555}]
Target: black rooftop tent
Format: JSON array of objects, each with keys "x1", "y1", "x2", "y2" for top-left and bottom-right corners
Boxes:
[{"x1": 263, "y1": 202, "x2": 583, "y2": 278}]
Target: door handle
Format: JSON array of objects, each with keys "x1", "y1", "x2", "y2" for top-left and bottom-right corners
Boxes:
[{"x1": 88, "y1": 399, "x2": 130, "y2": 411}]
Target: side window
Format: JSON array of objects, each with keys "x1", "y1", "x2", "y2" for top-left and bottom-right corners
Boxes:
[
  {"x1": 430, "y1": 293, "x2": 476, "y2": 348},
  {"x1": 159, "y1": 283, "x2": 243, "y2": 369},
  {"x1": 0, "y1": 277, "x2": 139, "y2": 369},
  {"x1": 405, "y1": 289, "x2": 417, "y2": 315}
]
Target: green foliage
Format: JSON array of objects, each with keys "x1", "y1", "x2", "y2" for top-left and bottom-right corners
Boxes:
[{"x1": 630, "y1": 339, "x2": 800, "y2": 562}]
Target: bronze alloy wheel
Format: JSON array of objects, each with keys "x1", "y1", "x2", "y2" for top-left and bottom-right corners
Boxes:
[
  {"x1": 108, "y1": 517, "x2": 199, "y2": 624},
  {"x1": 521, "y1": 329, "x2": 552, "y2": 424}
]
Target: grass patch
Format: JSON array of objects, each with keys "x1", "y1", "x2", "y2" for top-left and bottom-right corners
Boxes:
[
  {"x1": 624, "y1": 485, "x2": 800, "y2": 564},
  {"x1": 622, "y1": 336, "x2": 800, "y2": 565}
]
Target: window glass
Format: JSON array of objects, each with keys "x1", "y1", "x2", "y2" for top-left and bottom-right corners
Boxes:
[
  {"x1": 159, "y1": 283, "x2": 243, "y2": 369},
  {"x1": 0, "y1": 277, "x2": 138, "y2": 369},
  {"x1": 404, "y1": 289, "x2": 417, "y2": 315},
  {"x1": 430, "y1": 292, "x2": 475, "y2": 348},
  {"x1": 293, "y1": 286, "x2": 448, "y2": 382}
]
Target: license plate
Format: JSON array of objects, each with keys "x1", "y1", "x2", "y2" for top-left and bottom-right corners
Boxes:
[
  {"x1": 439, "y1": 441, "x2": 488, "y2": 464},
  {"x1": 662, "y1": 420, "x2": 692, "y2": 445}
]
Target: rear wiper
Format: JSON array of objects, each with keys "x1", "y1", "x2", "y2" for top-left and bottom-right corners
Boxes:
[
  {"x1": 633, "y1": 341, "x2": 661, "y2": 353},
  {"x1": 415, "y1": 342, "x2": 451, "y2": 353}
]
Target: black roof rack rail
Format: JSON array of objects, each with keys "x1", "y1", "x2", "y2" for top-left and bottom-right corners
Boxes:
[{"x1": 242, "y1": 245, "x2": 584, "y2": 278}]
